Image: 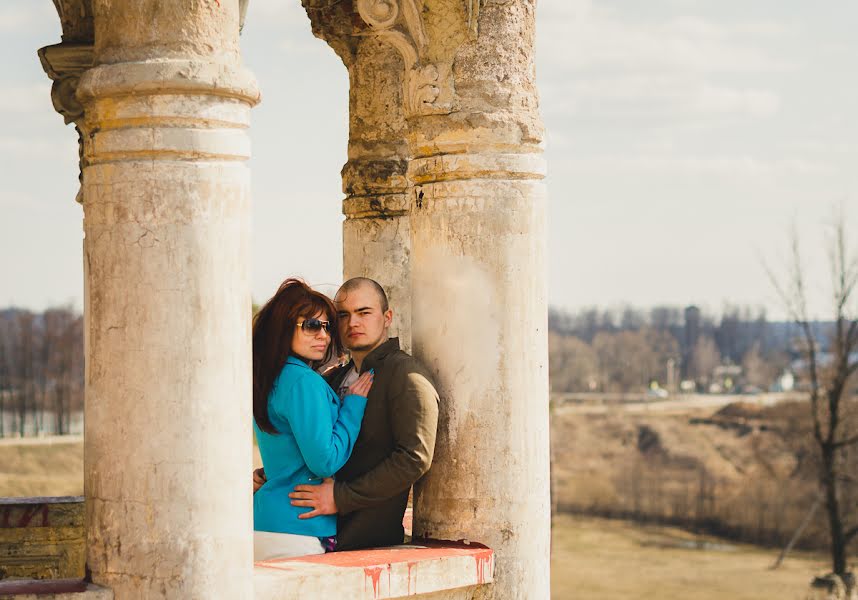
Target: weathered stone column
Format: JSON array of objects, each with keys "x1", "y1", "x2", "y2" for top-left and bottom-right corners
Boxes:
[
  {"x1": 407, "y1": 1, "x2": 550, "y2": 599},
  {"x1": 76, "y1": 2, "x2": 259, "y2": 597},
  {"x1": 303, "y1": 1, "x2": 413, "y2": 348},
  {"x1": 341, "y1": 37, "x2": 413, "y2": 349}
]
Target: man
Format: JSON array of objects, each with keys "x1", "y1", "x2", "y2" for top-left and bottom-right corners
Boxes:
[{"x1": 254, "y1": 277, "x2": 439, "y2": 550}]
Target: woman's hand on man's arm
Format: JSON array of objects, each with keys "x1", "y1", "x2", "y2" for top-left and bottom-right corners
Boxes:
[{"x1": 253, "y1": 467, "x2": 266, "y2": 493}]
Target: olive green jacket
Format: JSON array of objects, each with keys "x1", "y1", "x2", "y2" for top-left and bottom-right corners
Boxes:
[{"x1": 327, "y1": 338, "x2": 439, "y2": 550}]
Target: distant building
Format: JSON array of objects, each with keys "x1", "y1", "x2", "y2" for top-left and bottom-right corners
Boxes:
[{"x1": 682, "y1": 305, "x2": 702, "y2": 378}]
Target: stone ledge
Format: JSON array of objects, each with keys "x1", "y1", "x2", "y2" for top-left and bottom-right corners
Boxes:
[
  {"x1": 254, "y1": 540, "x2": 493, "y2": 599},
  {"x1": 0, "y1": 579, "x2": 111, "y2": 600}
]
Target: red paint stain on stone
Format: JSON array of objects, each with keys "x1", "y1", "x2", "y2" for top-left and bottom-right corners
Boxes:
[
  {"x1": 5, "y1": 504, "x2": 50, "y2": 528},
  {"x1": 364, "y1": 565, "x2": 385, "y2": 598},
  {"x1": 473, "y1": 548, "x2": 493, "y2": 584},
  {"x1": 1, "y1": 505, "x2": 49, "y2": 528},
  {"x1": 407, "y1": 561, "x2": 418, "y2": 594}
]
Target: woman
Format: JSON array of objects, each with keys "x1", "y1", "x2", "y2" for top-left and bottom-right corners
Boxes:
[{"x1": 252, "y1": 278, "x2": 372, "y2": 560}]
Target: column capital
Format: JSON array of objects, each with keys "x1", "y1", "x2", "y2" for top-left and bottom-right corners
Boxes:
[
  {"x1": 38, "y1": 43, "x2": 93, "y2": 125},
  {"x1": 38, "y1": 42, "x2": 93, "y2": 204},
  {"x1": 305, "y1": 0, "x2": 488, "y2": 118},
  {"x1": 353, "y1": 0, "x2": 471, "y2": 117},
  {"x1": 51, "y1": 0, "x2": 94, "y2": 44}
]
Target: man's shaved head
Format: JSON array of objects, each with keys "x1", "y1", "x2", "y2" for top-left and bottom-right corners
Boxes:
[{"x1": 337, "y1": 277, "x2": 389, "y2": 312}]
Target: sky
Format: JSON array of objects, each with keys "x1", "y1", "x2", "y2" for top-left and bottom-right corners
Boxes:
[{"x1": 0, "y1": 0, "x2": 855, "y2": 320}]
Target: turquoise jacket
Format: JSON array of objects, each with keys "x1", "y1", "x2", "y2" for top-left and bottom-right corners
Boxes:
[{"x1": 253, "y1": 356, "x2": 367, "y2": 537}]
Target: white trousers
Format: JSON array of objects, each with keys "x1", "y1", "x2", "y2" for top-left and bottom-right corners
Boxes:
[{"x1": 253, "y1": 531, "x2": 325, "y2": 561}]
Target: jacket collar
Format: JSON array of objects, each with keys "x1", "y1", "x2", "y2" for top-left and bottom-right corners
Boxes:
[
  {"x1": 286, "y1": 355, "x2": 312, "y2": 369},
  {"x1": 360, "y1": 337, "x2": 400, "y2": 374}
]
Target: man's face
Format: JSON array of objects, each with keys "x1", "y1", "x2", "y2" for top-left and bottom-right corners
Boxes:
[{"x1": 334, "y1": 284, "x2": 392, "y2": 353}]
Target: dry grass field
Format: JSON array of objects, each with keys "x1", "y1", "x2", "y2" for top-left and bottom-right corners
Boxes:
[
  {"x1": 0, "y1": 437, "x2": 262, "y2": 498},
  {"x1": 551, "y1": 514, "x2": 828, "y2": 600},
  {"x1": 0, "y1": 436, "x2": 83, "y2": 497}
]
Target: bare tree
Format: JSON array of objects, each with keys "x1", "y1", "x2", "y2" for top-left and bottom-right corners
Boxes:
[
  {"x1": 0, "y1": 324, "x2": 7, "y2": 438},
  {"x1": 742, "y1": 341, "x2": 779, "y2": 390},
  {"x1": 690, "y1": 335, "x2": 721, "y2": 388},
  {"x1": 13, "y1": 311, "x2": 35, "y2": 437},
  {"x1": 768, "y1": 213, "x2": 858, "y2": 584},
  {"x1": 548, "y1": 333, "x2": 599, "y2": 393}
]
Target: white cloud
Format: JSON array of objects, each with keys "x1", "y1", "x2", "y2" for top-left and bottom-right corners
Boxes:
[
  {"x1": 539, "y1": 0, "x2": 592, "y2": 21},
  {"x1": 0, "y1": 4, "x2": 56, "y2": 32},
  {"x1": 0, "y1": 136, "x2": 76, "y2": 160},
  {"x1": 244, "y1": 0, "x2": 309, "y2": 27},
  {"x1": 543, "y1": 75, "x2": 780, "y2": 121},
  {"x1": 695, "y1": 84, "x2": 780, "y2": 118},
  {"x1": 537, "y1": 8, "x2": 796, "y2": 75},
  {"x1": 0, "y1": 84, "x2": 52, "y2": 114},
  {"x1": 562, "y1": 155, "x2": 833, "y2": 177}
]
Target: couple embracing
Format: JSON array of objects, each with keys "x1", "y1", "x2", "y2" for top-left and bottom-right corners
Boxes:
[{"x1": 252, "y1": 277, "x2": 439, "y2": 560}]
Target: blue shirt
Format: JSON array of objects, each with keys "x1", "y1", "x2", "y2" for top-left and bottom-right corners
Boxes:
[{"x1": 253, "y1": 356, "x2": 367, "y2": 537}]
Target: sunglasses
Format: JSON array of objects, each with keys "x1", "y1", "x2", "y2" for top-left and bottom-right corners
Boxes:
[{"x1": 297, "y1": 318, "x2": 332, "y2": 334}]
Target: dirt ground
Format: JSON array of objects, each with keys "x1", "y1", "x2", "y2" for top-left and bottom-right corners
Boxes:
[{"x1": 552, "y1": 514, "x2": 832, "y2": 600}]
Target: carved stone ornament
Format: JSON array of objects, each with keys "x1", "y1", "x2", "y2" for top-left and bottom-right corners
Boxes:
[
  {"x1": 51, "y1": 0, "x2": 94, "y2": 43},
  {"x1": 355, "y1": 0, "x2": 452, "y2": 117},
  {"x1": 39, "y1": 43, "x2": 93, "y2": 204},
  {"x1": 240, "y1": 0, "x2": 250, "y2": 33},
  {"x1": 38, "y1": 44, "x2": 93, "y2": 125},
  {"x1": 44, "y1": 1, "x2": 95, "y2": 203},
  {"x1": 466, "y1": 0, "x2": 486, "y2": 40}
]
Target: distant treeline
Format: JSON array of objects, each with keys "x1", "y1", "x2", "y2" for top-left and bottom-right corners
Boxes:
[
  {"x1": 0, "y1": 302, "x2": 832, "y2": 435},
  {"x1": 0, "y1": 307, "x2": 83, "y2": 437},
  {"x1": 548, "y1": 304, "x2": 830, "y2": 393}
]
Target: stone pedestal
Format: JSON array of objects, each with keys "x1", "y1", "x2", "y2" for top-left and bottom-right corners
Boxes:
[{"x1": 76, "y1": 2, "x2": 259, "y2": 597}]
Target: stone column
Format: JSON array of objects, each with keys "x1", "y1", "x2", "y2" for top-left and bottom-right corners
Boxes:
[
  {"x1": 303, "y1": 1, "x2": 414, "y2": 348},
  {"x1": 407, "y1": 1, "x2": 550, "y2": 599},
  {"x1": 76, "y1": 2, "x2": 259, "y2": 597},
  {"x1": 341, "y1": 37, "x2": 413, "y2": 349}
]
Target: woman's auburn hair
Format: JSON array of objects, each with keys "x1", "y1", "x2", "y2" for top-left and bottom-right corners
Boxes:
[{"x1": 252, "y1": 278, "x2": 342, "y2": 435}]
